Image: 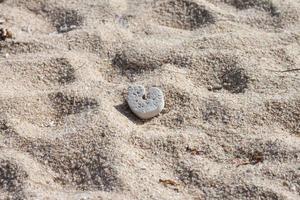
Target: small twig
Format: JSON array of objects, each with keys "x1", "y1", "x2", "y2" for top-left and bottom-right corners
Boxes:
[
  {"x1": 268, "y1": 68, "x2": 300, "y2": 73},
  {"x1": 280, "y1": 69, "x2": 300, "y2": 72},
  {"x1": 74, "y1": 63, "x2": 86, "y2": 72},
  {"x1": 236, "y1": 161, "x2": 251, "y2": 167},
  {"x1": 159, "y1": 179, "x2": 179, "y2": 187}
]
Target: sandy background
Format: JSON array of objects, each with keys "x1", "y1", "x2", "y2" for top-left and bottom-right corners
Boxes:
[{"x1": 0, "y1": 0, "x2": 300, "y2": 199}]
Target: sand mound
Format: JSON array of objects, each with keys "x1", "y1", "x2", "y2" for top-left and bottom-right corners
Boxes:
[
  {"x1": 153, "y1": 0, "x2": 215, "y2": 30},
  {"x1": 0, "y1": 0, "x2": 299, "y2": 199},
  {"x1": 0, "y1": 159, "x2": 27, "y2": 200}
]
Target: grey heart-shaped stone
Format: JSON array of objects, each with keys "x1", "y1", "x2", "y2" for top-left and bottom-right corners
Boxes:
[{"x1": 127, "y1": 85, "x2": 164, "y2": 119}]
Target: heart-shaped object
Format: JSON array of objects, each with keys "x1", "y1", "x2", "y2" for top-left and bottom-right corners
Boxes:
[{"x1": 127, "y1": 85, "x2": 164, "y2": 119}]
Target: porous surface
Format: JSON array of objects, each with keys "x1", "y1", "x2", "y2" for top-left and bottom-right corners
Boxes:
[
  {"x1": 127, "y1": 85, "x2": 164, "y2": 119},
  {"x1": 0, "y1": 0, "x2": 300, "y2": 199}
]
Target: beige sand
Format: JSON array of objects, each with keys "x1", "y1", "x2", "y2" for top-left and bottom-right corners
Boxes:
[{"x1": 0, "y1": 0, "x2": 300, "y2": 199}]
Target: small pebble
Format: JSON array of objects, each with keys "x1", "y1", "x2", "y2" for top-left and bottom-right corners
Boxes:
[{"x1": 127, "y1": 85, "x2": 164, "y2": 119}]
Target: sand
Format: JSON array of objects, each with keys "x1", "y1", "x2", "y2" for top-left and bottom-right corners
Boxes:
[{"x1": 0, "y1": 0, "x2": 299, "y2": 199}]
